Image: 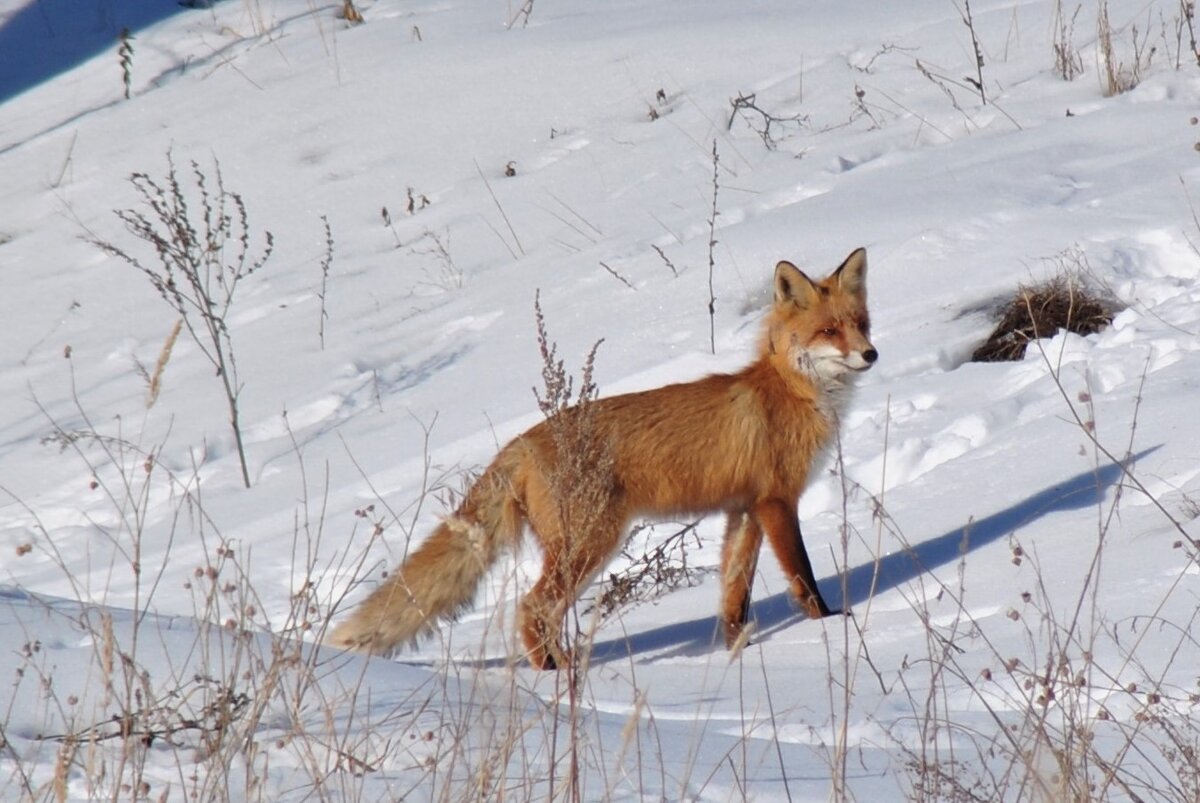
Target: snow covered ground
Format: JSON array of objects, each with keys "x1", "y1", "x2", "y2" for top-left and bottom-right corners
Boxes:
[{"x1": 1, "y1": 0, "x2": 1198, "y2": 799}]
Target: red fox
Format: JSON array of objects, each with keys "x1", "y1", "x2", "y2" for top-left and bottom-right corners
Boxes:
[{"x1": 329, "y1": 248, "x2": 876, "y2": 669}]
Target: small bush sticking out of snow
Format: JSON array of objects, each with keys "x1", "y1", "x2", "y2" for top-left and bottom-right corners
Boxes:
[{"x1": 971, "y1": 273, "x2": 1120, "y2": 362}]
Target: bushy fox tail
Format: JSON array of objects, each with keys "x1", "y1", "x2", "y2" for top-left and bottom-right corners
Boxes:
[{"x1": 327, "y1": 446, "x2": 527, "y2": 656}]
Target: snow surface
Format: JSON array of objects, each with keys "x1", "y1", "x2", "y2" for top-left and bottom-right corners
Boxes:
[{"x1": 1, "y1": 0, "x2": 1199, "y2": 800}]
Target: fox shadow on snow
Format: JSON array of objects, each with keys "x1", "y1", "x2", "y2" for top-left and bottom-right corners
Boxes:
[{"x1": 587, "y1": 449, "x2": 1153, "y2": 666}]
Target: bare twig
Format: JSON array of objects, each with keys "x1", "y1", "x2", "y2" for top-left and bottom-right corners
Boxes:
[
  {"x1": 381, "y1": 205, "x2": 402, "y2": 248},
  {"x1": 1184, "y1": 0, "x2": 1200, "y2": 67},
  {"x1": 915, "y1": 59, "x2": 1022, "y2": 129},
  {"x1": 475, "y1": 159, "x2": 525, "y2": 258},
  {"x1": 957, "y1": 0, "x2": 988, "y2": 104},
  {"x1": 707, "y1": 139, "x2": 719, "y2": 355},
  {"x1": 411, "y1": 228, "x2": 462, "y2": 291},
  {"x1": 507, "y1": 0, "x2": 535, "y2": 29},
  {"x1": 581, "y1": 520, "x2": 707, "y2": 620},
  {"x1": 727, "y1": 92, "x2": 808, "y2": 150},
  {"x1": 851, "y1": 83, "x2": 883, "y2": 129},
  {"x1": 318, "y1": 214, "x2": 333, "y2": 349},
  {"x1": 599, "y1": 260, "x2": 636, "y2": 290},
  {"x1": 651, "y1": 244, "x2": 680, "y2": 278},
  {"x1": 851, "y1": 42, "x2": 918, "y2": 74}
]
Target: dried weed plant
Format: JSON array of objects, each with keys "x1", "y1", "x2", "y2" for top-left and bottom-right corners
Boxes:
[
  {"x1": 91, "y1": 153, "x2": 274, "y2": 488},
  {"x1": 971, "y1": 269, "x2": 1118, "y2": 363}
]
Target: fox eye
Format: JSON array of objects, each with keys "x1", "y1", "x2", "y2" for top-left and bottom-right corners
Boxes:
[{"x1": 819, "y1": 327, "x2": 838, "y2": 337}]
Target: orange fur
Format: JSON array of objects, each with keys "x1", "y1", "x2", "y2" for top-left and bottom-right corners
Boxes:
[{"x1": 328, "y1": 248, "x2": 877, "y2": 668}]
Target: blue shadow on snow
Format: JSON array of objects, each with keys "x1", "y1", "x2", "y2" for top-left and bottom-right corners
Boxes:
[
  {"x1": 587, "y1": 448, "x2": 1153, "y2": 666},
  {"x1": 0, "y1": 0, "x2": 207, "y2": 107}
]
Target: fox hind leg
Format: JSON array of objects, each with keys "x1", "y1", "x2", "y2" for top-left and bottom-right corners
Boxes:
[
  {"x1": 519, "y1": 497, "x2": 627, "y2": 670},
  {"x1": 519, "y1": 536, "x2": 622, "y2": 669},
  {"x1": 518, "y1": 568, "x2": 570, "y2": 670},
  {"x1": 719, "y1": 511, "x2": 763, "y2": 648}
]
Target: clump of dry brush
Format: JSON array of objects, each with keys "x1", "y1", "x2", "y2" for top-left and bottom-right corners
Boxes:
[{"x1": 972, "y1": 273, "x2": 1119, "y2": 363}]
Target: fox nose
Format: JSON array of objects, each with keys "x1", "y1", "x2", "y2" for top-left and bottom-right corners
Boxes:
[{"x1": 862, "y1": 348, "x2": 878, "y2": 365}]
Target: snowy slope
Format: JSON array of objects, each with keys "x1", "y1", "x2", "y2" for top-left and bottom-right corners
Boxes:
[{"x1": 1, "y1": 0, "x2": 1198, "y2": 800}]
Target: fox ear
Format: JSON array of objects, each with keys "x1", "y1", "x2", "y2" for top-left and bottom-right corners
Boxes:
[
  {"x1": 832, "y1": 248, "x2": 868, "y2": 296},
  {"x1": 774, "y1": 260, "x2": 819, "y2": 307}
]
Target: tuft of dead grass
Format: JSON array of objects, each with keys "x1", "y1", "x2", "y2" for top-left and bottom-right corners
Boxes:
[
  {"x1": 971, "y1": 273, "x2": 1119, "y2": 363},
  {"x1": 1097, "y1": 1, "x2": 1155, "y2": 96}
]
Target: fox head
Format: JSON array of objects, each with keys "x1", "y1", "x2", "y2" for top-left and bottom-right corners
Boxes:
[{"x1": 766, "y1": 247, "x2": 877, "y2": 384}]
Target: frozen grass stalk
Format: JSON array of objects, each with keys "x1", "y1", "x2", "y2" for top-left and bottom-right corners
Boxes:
[
  {"x1": 1053, "y1": 0, "x2": 1084, "y2": 81},
  {"x1": 92, "y1": 153, "x2": 274, "y2": 488},
  {"x1": 707, "y1": 139, "x2": 720, "y2": 355},
  {"x1": 118, "y1": 28, "x2": 134, "y2": 100},
  {"x1": 958, "y1": 0, "x2": 988, "y2": 104},
  {"x1": 318, "y1": 214, "x2": 333, "y2": 349}
]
